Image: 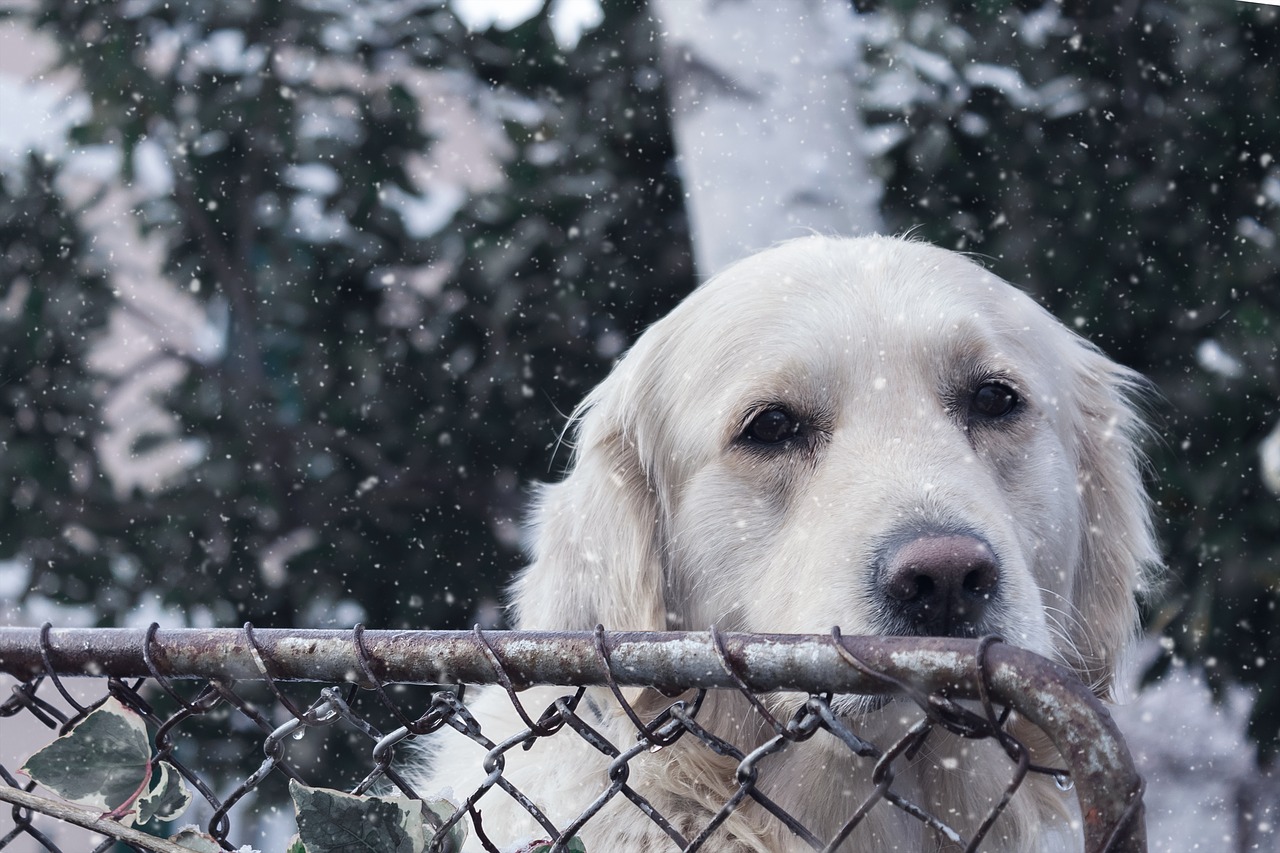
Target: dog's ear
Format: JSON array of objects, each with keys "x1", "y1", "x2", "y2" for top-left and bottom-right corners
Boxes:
[
  {"x1": 1068, "y1": 348, "x2": 1161, "y2": 698},
  {"x1": 507, "y1": 371, "x2": 668, "y2": 633}
]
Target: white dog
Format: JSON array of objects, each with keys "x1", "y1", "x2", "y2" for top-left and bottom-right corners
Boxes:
[{"x1": 417, "y1": 236, "x2": 1158, "y2": 851}]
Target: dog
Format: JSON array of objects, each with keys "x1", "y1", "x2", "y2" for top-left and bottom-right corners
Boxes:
[{"x1": 415, "y1": 235, "x2": 1158, "y2": 851}]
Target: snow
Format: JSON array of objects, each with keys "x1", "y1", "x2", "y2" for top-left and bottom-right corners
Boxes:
[
  {"x1": 1113, "y1": 650, "x2": 1280, "y2": 851},
  {"x1": 284, "y1": 162, "x2": 342, "y2": 196},
  {"x1": 1264, "y1": 174, "x2": 1280, "y2": 206},
  {"x1": 188, "y1": 28, "x2": 268, "y2": 76},
  {"x1": 450, "y1": 0, "x2": 603, "y2": 50},
  {"x1": 1039, "y1": 77, "x2": 1090, "y2": 119},
  {"x1": 289, "y1": 193, "x2": 354, "y2": 243},
  {"x1": 0, "y1": 559, "x2": 30, "y2": 602},
  {"x1": 1260, "y1": 419, "x2": 1280, "y2": 496},
  {"x1": 1019, "y1": 3, "x2": 1064, "y2": 48},
  {"x1": 1196, "y1": 339, "x2": 1246, "y2": 379},
  {"x1": 550, "y1": 0, "x2": 604, "y2": 50},
  {"x1": 900, "y1": 43, "x2": 960, "y2": 88},
  {"x1": 380, "y1": 182, "x2": 467, "y2": 240},
  {"x1": 0, "y1": 73, "x2": 88, "y2": 170},
  {"x1": 132, "y1": 138, "x2": 174, "y2": 197},
  {"x1": 1238, "y1": 215, "x2": 1277, "y2": 250},
  {"x1": 451, "y1": 0, "x2": 543, "y2": 32}
]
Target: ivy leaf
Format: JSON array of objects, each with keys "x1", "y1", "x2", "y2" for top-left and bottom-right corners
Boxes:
[
  {"x1": 421, "y1": 796, "x2": 467, "y2": 853},
  {"x1": 168, "y1": 827, "x2": 224, "y2": 852},
  {"x1": 137, "y1": 761, "x2": 193, "y2": 824},
  {"x1": 290, "y1": 779, "x2": 436, "y2": 853},
  {"x1": 21, "y1": 696, "x2": 153, "y2": 822}
]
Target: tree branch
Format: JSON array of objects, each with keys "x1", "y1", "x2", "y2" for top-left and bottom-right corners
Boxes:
[{"x1": 0, "y1": 785, "x2": 209, "y2": 853}]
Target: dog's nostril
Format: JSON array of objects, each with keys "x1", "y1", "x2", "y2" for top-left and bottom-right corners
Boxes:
[
  {"x1": 886, "y1": 570, "x2": 935, "y2": 603},
  {"x1": 963, "y1": 563, "x2": 998, "y2": 596}
]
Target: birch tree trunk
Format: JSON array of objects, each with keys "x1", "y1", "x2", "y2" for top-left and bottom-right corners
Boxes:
[{"x1": 651, "y1": 0, "x2": 884, "y2": 276}]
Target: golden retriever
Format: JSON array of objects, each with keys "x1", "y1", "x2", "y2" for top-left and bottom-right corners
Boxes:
[{"x1": 417, "y1": 235, "x2": 1157, "y2": 851}]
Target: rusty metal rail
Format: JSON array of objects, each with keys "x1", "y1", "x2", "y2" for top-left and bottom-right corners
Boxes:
[{"x1": 0, "y1": 626, "x2": 1145, "y2": 852}]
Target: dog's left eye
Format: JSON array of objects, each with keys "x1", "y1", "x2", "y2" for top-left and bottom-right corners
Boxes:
[
  {"x1": 743, "y1": 407, "x2": 801, "y2": 444},
  {"x1": 971, "y1": 382, "x2": 1020, "y2": 419}
]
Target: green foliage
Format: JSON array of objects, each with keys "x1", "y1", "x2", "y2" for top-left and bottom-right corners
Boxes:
[
  {"x1": 6, "y1": 0, "x2": 692, "y2": 631},
  {"x1": 137, "y1": 761, "x2": 195, "y2": 825},
  {"x1": 18, "y1": 707, "x2": 487, "y2": 852},
  {"x1": 866, "y1": 0, "x2": 1280, "y2": 755},
  {"x1": 289, "y1": 780, "x2": 462, "y2": 853},
  {"x1": 169, "y1": 828, "x2": 224, "y2": 852},
  {"x1": 20, "y1": 696, "x2": 191, "y2": 826},
  {"x1": 0, "y1": 157, "x2": 117, "y2": 614}
]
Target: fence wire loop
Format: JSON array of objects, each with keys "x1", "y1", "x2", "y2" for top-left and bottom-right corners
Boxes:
[
  {"x1": 354, "y1": 622, "x2": 436, "y2": 738},
  {"x1": 473, "y1": 625, "x2": 583, "y2": 743},
  {"x1": 0, "y1": 627, "x2": 1145, "y2": 853},
  {"x1": 709, "y1": 624, "x2": 795, "y2": 741},
  {"x1": 592, "y1": 624, "x2": 689, "y2": 750},
  {"x1": 242, "y1": 621, "x2": 307, "y2": 724},
  {"x1": 1, "y1": 678, "x2": 66, "y2": 729},
  {"x1": 143, "y1": 621, "x2": 199, "y2": 713},
  {"x1": 37, "y1": 623, "x2": 85, "y2": 718}
]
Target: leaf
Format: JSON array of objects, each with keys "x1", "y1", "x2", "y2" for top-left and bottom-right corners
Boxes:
[
  {"x1": 137, "y1": 761, "x2": 193, "y2": 824},
  {"x1": 420, "y1": 796, "x2": 467, "y2": 853},
  {"x1": 168, "y1": 827, "x2": 224, "y2": 852},
  {"x1": 285, "y1": 837, "x2": 307, "y2": 853},
  {"x1": 21, "y1": 696, "x2": 153, "y2": 821},
  {"x1": 289, "y1": 780, "x2": 430, "y2": 853}
]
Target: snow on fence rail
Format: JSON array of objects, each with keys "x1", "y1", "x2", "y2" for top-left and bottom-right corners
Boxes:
[{"x1": 0, "y1": 625, "x2": 1146, "y2": 852}]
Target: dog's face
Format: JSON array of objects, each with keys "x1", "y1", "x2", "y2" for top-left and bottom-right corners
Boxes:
[{"x1": 512, "y1": 236, "x2": 1157, "y2": 695}]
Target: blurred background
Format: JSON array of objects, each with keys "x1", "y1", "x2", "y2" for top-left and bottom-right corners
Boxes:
[{"x1": 0, "y1": 0, "x2": 1278, "y2": 846}]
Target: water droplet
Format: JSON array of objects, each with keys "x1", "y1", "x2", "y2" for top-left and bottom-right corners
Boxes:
[
  {"x1": 1054, "y1": 773, "x2": 1074, "y2": 792},
  {"x1": 291, "y1": 728, "x2": 306, "y2": 741}
]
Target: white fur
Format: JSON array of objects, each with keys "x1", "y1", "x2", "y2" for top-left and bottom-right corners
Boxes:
[{"x1": 416, "y1": 236, "x2": 1158, "y2": 851}]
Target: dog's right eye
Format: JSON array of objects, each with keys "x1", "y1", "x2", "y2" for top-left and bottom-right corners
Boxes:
[
  {"x1": 971, "y1": 382, "x2": 1020, "y2": 420},
  {"x1": 743, "y1": 408, "x2": 801, "y2": 445}
]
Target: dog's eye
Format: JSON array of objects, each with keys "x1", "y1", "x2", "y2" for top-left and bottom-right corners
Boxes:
[
  {"x1": 971, "y1": 382, "x2": 1019, "y2": 419},
  {"x1": 744, "y1": 408, "x2": 801, "y2": 444}
]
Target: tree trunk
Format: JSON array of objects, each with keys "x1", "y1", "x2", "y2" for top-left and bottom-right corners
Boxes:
[{"x1": 651, "y1": 0, "x2": 884, "y2": 276}]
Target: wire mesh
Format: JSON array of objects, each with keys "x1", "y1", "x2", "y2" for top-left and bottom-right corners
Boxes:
[{"x1": 0, "y1": 624, "x2": 1145, "y2": 852}]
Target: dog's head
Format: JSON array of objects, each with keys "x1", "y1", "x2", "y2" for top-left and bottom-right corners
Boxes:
[{"x1": 509, "y1": 235, "x2": 1158, "y2": 696}]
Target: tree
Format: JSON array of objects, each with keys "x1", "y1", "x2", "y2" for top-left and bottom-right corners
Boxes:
[
  {"x1": 0, "y1": 157, "x2": 113, "y2": 620},
  {"x1": 3, "y1": 0, "x2": 693, "y2": 631},
  {"x1": 650, "y1": 0, "x2": 883, "y2": 271}
]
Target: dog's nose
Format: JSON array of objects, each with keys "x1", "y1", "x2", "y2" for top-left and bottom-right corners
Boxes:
[{"x1": 880, "y1": 534, "x2": 999, "y2": 637}]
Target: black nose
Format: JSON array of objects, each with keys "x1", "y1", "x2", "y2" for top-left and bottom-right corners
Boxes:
[{"x1": 879, "y1": 534, "x2": 1000, "y2": 637}]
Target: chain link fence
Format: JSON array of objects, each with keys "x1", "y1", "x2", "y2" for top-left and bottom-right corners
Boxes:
[{"x1": 0, "y1": 625, "x2": 1145, "y2": 852}]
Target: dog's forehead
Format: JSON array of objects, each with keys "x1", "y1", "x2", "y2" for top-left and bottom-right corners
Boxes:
[
  {"x1": 690, "y1": 237, "x2": 1021, "y2": 329},
  {"x1": 652, "y1": 237, "x2": 1040, "y2": 371}
]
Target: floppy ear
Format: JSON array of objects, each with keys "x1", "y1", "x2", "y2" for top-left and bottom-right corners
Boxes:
[
  {"x1": 507, "y1": 376, "x2": 669, "y2": 633},
  {"x1": 1067, "y1": 348, "x2": 1161, "y2": 698}
]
